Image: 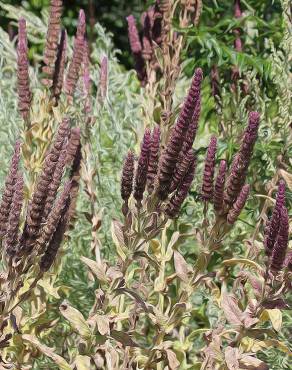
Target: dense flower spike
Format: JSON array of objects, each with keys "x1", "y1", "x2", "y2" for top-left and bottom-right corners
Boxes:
[
  {"x1": 147, "y1": 126, "x2": 161, "y2": 193},
  {"x1": 65, "y1": 9, "x2": 86, "y2": 99},
  {"x1": 170, "y1": 150, "x2": 196, "y2": 194},
  {"x1": 152, "y1": 1, "x2": 163, "y2": 44},
  {"x1": 126, "y1": 15, "x2": 147, "y2": 84},
  {"x1": 182, "y1": 96, "x2": 201, "y2": 154},
  {"x1": 165, "y1": 158, "x2": 196, "y2": 218},
  {"x1": 227, "y1": 184, "x2": 250, "y2": 224},
  {"x1": 20, "y1": 119, "x2": 70, "y2": 252},
  {"x1": 202, "y1": 136, "x2": 217, "y2": 201},
  {"x1": 142, "y1": 12, "x2": 152, "y2": 61},
  {"x1": 233, "y1": 0, "x2": 242, "y2": 52},
  {"x1": 67, "y1": 128, "x2": 82, "y2": 222},
  {"x1": 40, "y1": 181, "x2": 72, "y2": 271},
  {"x1": 42, "y1": 0, "x2": 63, "y2": 86},
  {"x1": 264, "y1": 180, "x2": 286, "y2": 256},
  {"x1": 271, "y1": 206, "x2": 289, "y2": 271},
  {"x1": 52, "y1": 29, "x2": 67, "y2": 101},
  {"x1": 121, "y1": 151, "x2": 135, "y2": 203},
  {"x1": 158, "y1": 68, "x2": 203, "y2": 199},
  {"x1": 83, "y1": 39, "x2": 91, "y2": 96},
  {"x1": 0, "y1": 141, "x2": 21, "y2": 238},
  {"x1": 42, "y1": 142, "x2": 67, "y2": 221},
  {"x1": 99, "y1": 56, "x2": 108, "y2": 100},
  {"x1": 66, "y1": 127, "x2": 81, "y2": 165},
  {"x1": 134, "y1": 129, "x2": 151, "y2": 205},
  {"x1": 17, "y1": 18, "x2": 31, "y2": 120},
  {"x1": 4, "y1": 174, "x2": 24, "y2": 256},
  {"x1": 214, "y1": 160, "x2": 227, "y2": 212},
  {"x1": 224, "y1": 112, "x2": 260, "y2": 206},
  {"x1": 127, "y1": 15, "x2": 142, "y2": 54}
]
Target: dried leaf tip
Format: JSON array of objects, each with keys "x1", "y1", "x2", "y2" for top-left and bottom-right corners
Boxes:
[{"x1": 202, "y1": 136, "x2": 217, "y2": 201}]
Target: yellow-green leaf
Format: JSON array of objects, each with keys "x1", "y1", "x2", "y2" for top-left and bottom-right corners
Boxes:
[
  {"x1": 222, "y1": 258, "x2": 263, "y2": 272},
  {"x1": 22, "y1": 334, "x2": 72, "y2": 370},
  {"x1": 74, "y1": 355, "x2": 91, "y2": 370},
  {"x1": 59, "y1": 301, "x2": 91, "y2": 339},
  {"x1": 260, "y1": 309, "x2": 282, "y2": 331}
]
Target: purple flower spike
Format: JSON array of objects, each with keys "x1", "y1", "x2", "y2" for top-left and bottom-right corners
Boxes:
[
  {"x1": 214, "y1": 160, "x2": 227, "y2": 212},
  {"x1": 271, "y1": 206, "x2": 289, "y2": 271},
  {"x1": 147, "y1": 126, "x2": 161, "y2": 194},
  {"x1": 158, "y1": 68, "x2": 203, "y2": 200},
  {"x1": 134, "y1": 129, "x2": 151, "y2": 205},
  {"x1": 227, "y1": 184, "x2": 250, "y2": 224},
  {"x1": 127, "y1": 15, "x2": 142, "y2": 54},
  {"x1": 264, "y1": 180, "x2": 286, "y2": 256},
  {"x1": 17, "y1": 18, "x2": 31, "y2": 120},
  {"x1": 224, "y1": 112, "x2": 260, "y2": 206},
  {"x1": 202, "y1": 136, "x2": 217, "y2": 201},
  {"x1": 165, "y1": 157, "x2": 196, "y2": 219},
  {"x1": 121, "y1": 151, "x2": 135, "y2": 204}
]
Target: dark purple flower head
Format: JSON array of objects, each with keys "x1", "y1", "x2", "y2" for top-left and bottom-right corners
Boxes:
[
  {"x1": 42, "y1": 0, "x2": 63, "y2": 86},
  {"x1": 202, "y1": 136, "x2": 217, "y2": 201},
  {"x1": 134, "y1": 129, "x2": 151, "y2": 205},
  {"x1": 65, "y1": 9, "x2": 86, "y2": 99},
  {"x1": 234, "y1": 0, "x2": 242, "y2": 18},
  {"x1": 264, "y1": 180, "x2": 286, "y2": 256},
  {"x1": 227, "y1": 184, "x2": 250, "y2": 224},
  {"x1": 52, "y1": 29, "x2": 67, "y2": 102},
  {"x1": 5, "y1": 173, "x2": 24, "y2": 256},
  {"x1": 121, "y1": 150, "x2": 135, "y2": 203},
  {"x1": 182, "y1": 95, "x2": 201, "y2": 155},
  {"x1": 271, "y1": 206, "x2": 289, "y2": 271},
  {"x1": 224, "y1": 112, "x2": 260, "y2": 206},
  {"x1": 0, "y1": 141, "x2": 22, "y2": 238},
  {"x1": 214, "y1": 160, "x2": 227, "y2": 212},
  {"x1": 147, "y1": 126, "x2": 161, "y2": 194},
  {"x1": 17, "y1": 18, "x2": 31, "y2": 120},
  {"x1": 165, "y1": 157, "x2": 196, "y2": 218},
  {"x1": 100, "y1": 56, "x2": 108, "y2": 100},
  {"x1": 127, "y1": 15, "x2": 142, "y2": 54},
  {"x1": 170, "y1": 150, "x2": 196, "y2": 194},
  {"x1": 158, "y1": 69, "x2": 203, "y2": 200}
]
